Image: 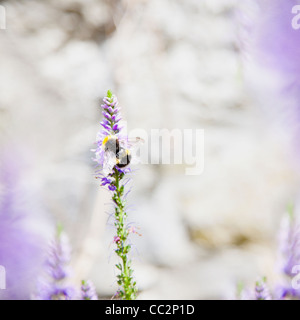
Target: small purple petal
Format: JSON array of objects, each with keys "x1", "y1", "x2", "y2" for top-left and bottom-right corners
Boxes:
[
  {"x1": 102, "y1": 111, "x2": 111, "y2": 119},
  {"x1": 101, "y1": 123, "x2": 111, "y2": 131},
  {"x1": 112, "y1": 124, "x2": 119, "y2": 131},
  {"x1": 108, "y1": 185, "x2": 117, "y2": 191}
]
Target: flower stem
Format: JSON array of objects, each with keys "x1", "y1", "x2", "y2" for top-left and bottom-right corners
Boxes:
[
  {"x1": 95, "y1": 90, "x2": 138, "y2": 300},
  {"x1": 112, "y1": 167, "x2": 137, "y2": 300}
]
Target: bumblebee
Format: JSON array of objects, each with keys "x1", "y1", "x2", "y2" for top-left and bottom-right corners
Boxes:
[
  {"x1": 102, "y1": 135, "x2": 120, "y2": 154},
  {"x1": 116, "y1": 148, "x2": 132, "y2": 168},
  {"x1": 102, "y1": 135, "x2": 143, "y2": 175}
]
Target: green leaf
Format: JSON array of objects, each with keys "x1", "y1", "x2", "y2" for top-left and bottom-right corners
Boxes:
[
  {"x1": 107, "y1": 90, "x2": 113, "y2": 98},
  {"x1": 116, "y1": 263, "x2": 122, "y2": 271}
]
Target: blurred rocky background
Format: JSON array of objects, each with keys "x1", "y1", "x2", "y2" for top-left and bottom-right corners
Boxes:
[{"x1": 0, "y1": 0, "x2": 299, "y2": 299}]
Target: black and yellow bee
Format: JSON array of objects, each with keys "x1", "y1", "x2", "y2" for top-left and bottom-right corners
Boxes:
[{"x1": 102, "y1": 135, "x2": 143, "y2": 175}]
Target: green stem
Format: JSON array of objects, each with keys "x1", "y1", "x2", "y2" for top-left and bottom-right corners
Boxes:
[{"x1": 112, "y1": 168, "x2": 137, "y2": 300}]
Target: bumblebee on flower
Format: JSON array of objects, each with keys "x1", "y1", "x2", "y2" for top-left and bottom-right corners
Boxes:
[
  {"x1": 94, "y1": 91, "x2": 142, "y2": 183},
  {"x1": 93, "y1": 90, "x2": 140, "y2": 300}
]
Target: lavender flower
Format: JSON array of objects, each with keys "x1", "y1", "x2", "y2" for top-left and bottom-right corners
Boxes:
[
  {"x1": 81, "y1": 280, "x2": 98, "y2": 300},
  {"x1": 93, "y1": 90, "x2": 138, "y2": 300},
  {"x1": 0, "y1": 149, "x2": 45, "y2": 300},
  {"x1": 246, "y1": 0, "x2": 300, "y2": 159},
  {"x1": 276, "y1": 206, "x2": 300, "y2": 299},
  {"x1": 94, "y1": 90, "x2": 130, "y2": 178},
  {"x1": 252, "y1": 0, "x2": 300, "y2": 82},
  {"x1": 35, "y1": 225, "x2": 75, "y2": 300},
  {"x1": 278, "y1": 209, "x2": 300, "y2": 278},
  {"x1": 255, "y1": 278, "x2": 272, "y2": 300},
  {"x1": 234, "y1": 279, "x2": 271, "y2": 300}
]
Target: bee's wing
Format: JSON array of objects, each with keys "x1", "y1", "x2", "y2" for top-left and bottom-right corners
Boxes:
[
  {"x1": 121, "y1": 137, "x2": 145, "y2": 165},
  {"x1": 103, "y1": 151, "x2": 117, "y2": 176},
  {"x1": 119, "y1": 137, "x2": 144, "y2": 151}
]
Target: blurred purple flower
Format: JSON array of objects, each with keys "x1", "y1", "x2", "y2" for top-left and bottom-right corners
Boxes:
[
  {"x1": 276, "y1": 208, "x2": 300, "y2": 299},
  {"x1": 0, "y1": 149, "x2": 45, "y2": 300},
  {"x1": 36, "y1": 283, "x2": 75, "y2": 301},
  {"x1": 253, "y1": 0, "x2": 300, "y2": 82},
  {"x1": 35, "y1": 226, "x2": 76, "y2": 300},
  {"x1": 246, "y1": 0, "x2": 300, "y2": 160},
  {"x1": 81, "y1": 280, "x2": 98, "y2": 300},
  {"x1": 278, "y1": 212, "x2": 300, "y2": 278},
  {"x1": 113, "y1": 236, "x2": 121, "y2": 244},
  {"x1": 255, "y1": 278, "x2": 272, "y2": 300},
  {"x1": 46, "y1": 228, "x2": 72, "y2": 281}
]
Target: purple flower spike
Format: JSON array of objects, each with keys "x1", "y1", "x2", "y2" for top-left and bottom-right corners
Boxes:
[
  {"x1": 94, "y1": 90, "x2": 127, "y2": 178},
  {"x1": 247, "y1": 0, "x2": 300, "y2": 161},
  {"x1": 255, "y1": 278, "x2": 272, "y2": 300},
  {"x1": 93, "y1": 90, "x2": 138, "y2": 300},
  {"x1": 81, "y1": 280, "x2": 98, "y2": 300},
  {"x1": 45, "y1": 230, "x2": 71, "y2": 281},
  {"x1": 0, "y1": 148, "x2": 46, "y2": 300},
  {"x1": 253, "y1": 0, "x2": 300, "y2": 81},
  {"x1": 35, "y1": 225, "x2": 76, "y2": 300},
  {"x1": 276, "y1": 206, "x2": 300, "y2": 299}
]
